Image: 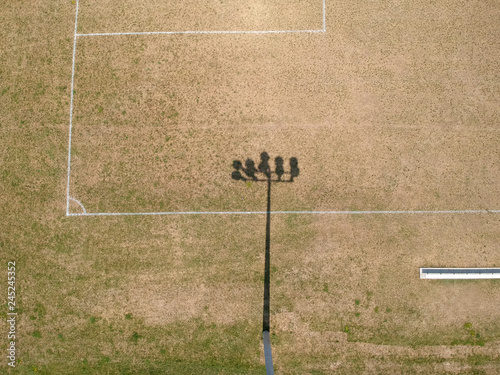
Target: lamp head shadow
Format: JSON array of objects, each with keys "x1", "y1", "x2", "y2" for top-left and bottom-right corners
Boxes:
[
  {"x1": 274, "y1": 156, "x2": 284, "y2": 181},
  {"x1": 231, "y1": 153, "x2": 299, "y2": 183},
  {"x1": 258, "y1": 152, "x2": 271, "y2": 178},
  {"x1": 233, "y1": 160, "x2": 243, "y2": 170},
  {"x1": 289, "y1": 157, "x2": 299, "y2": 182},
  {"x1": 232, "y1": 171, "x2": 242, "y2": 181}
]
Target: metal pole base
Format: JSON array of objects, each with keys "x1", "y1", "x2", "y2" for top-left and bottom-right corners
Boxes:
[{"x1": 262, "y1": 330, "x2": 275, "y2": 375}]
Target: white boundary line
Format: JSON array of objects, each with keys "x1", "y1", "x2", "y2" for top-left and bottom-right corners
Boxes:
[
  {"x1": 66, "y1": 0, "x2": 80, "y2": 215},
  {"x1": 68, "y1": 197, "x2": 87, "y2": 214},
  {"x1": 65, "y1": 0, "x2": 327, "y2": 215},
  {"x1": 76, "y1": 29, "x2": 326, "y2": 37},
  {"x1": 66, "y1": 209, "x2": 500, "y2": 217},
  {"x1": 65, "y1": 2, "x2": 500, "y2": 219}
]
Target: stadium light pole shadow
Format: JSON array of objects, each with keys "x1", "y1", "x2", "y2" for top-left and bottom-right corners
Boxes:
[{"x1": 232, "y1": 152, "x2": 299, "y2": 375}]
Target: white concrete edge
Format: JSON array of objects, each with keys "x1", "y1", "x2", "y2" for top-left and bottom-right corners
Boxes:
[{"x1": 420, "y1": 268, "x2": 500, "y2": 279}]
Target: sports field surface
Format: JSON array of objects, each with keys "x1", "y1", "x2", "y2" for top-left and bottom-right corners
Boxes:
[{"x1": 1, "y1": 0, "x2": 500, "y2": 373}]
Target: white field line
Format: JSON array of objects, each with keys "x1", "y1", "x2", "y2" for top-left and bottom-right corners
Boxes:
[
  {"x1": 66, "y1": 209, "x2": 500, "y2": 217},
  {"x1": 76, "y1": 29, "x2": 326, "y2": 37},
  {"x1": 68, "y1": 197, "x2": 87, "y2": 214},
  {"x1": 66, "y1": 4, "x2": 497, "y2": 220},
  {"x1": 66, "y1": 0, "x2": 80, "y2": 215},
  {"x1": 66, "y1": 2, "x2": 327, "y2": 213}
]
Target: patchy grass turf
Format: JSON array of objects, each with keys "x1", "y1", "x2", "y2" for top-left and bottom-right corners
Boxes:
[
  {"x1": 78, "y1": 0, "x2": 323, "y2": 34},
  {"x1": 69, "y1": 34, "x2": 499, "y2": 213},
  {"x1": 1, "y1": 0, "x2": 500, "y2": 374}
]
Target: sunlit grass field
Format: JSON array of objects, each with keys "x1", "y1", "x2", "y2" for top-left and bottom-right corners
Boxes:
[{"x1": 1, "y1": 0, "x2": 500, "y2": 374}]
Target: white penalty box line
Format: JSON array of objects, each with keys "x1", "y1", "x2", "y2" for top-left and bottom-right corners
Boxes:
[
  {"x1": 76, "y1": 29, "x2": 326, "y2": 37},
  {"x1": 66, "y1": 0, "x2": 326, "y2": 216},
  {"x1": 65, "y1": 2, "x2": 500, "y2": 218},
  {"x1": 67, "y1": 210, "x2": 500, "y2": 217}
]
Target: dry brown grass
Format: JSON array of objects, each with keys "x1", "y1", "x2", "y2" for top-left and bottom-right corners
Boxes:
[
  {"x1": 68, "y1": 16, "x2": 500, "y2": 213},
  {"x1": 78, "y1": 0, "x2": 323, "y2": 34},
  {"x1": 1, "y1": 0, "x2": 500, "y2": 374}
]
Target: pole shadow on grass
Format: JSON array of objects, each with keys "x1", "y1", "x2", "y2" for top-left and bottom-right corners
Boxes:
[{"x1": 232, "y1": 152, "x2": 299, "y2": 375}]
